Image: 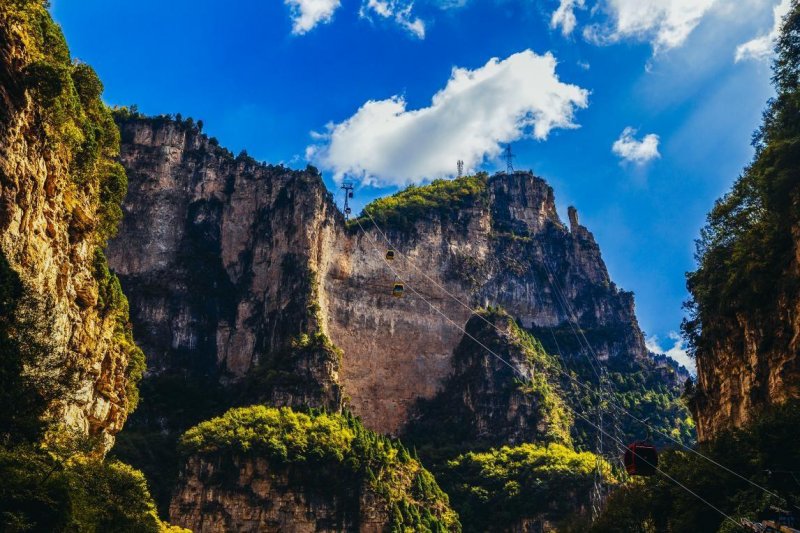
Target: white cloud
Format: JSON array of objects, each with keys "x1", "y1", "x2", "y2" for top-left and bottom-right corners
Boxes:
[
  {"x1": 285, "y1": 0, "x2": 341, "y2": 34},
  {"x1": 360, "y1": 0, "x2": 426, "y2": 39},
  {"x1": 307, "y1": 50, "x2": 589, "y2": 186},
  {"x1": 551, "y1": 0, "x2": 585, "y2": 36},
  {"x1": 646, "y1": 332, "x2": 695, "y2": 375},
  {"x1": 735, "y1": 0, "x2": 791, "y2": 62},
  {"x1": 612, "y1": 127, "x2": 660, "y2": 164},
  {"x1": 582, "y1": 0, "x2": 720, "y2": 53}
]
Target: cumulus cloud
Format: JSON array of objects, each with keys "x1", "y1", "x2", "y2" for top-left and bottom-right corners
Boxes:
[
  {"x1": 285, "y1": 0, "x2": 341, "y2": 34},
  {"x1": 583, "y1": 0, "x2": 719, "y2": 53},
  {"x1": 735, "y1": 0, "x2": 791, "y2": 62},
  {"x1": 307, "y1": 50, "x2": 589, "y2": 186},
  {"x1": 360, "y1": 0, "x2": 426, "y2": 39},
  {"x1": 551, "y1": 0, "x2": 585, "y2": 36},
  {"x1": 646, "y1": 332, "x2": 695, "y2": 375},
  {"x1": 612, "y1": 127, "x2": 660, "y2": 164}
]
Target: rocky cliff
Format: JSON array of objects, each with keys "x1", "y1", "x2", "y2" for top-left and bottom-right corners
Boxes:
[
  {"x1": 109, "y1": 118, "x2": 668, "y2": 439},
  {"x1": 0, "y1": 1, "x2": 143, "y2": 451},
  {"x1": 684, "y1": 2, "x2": 800, "y2": 441},
  {"x1": 108, "y1": 115, "x2": 341, "y2": 407},
  {"x1": 403, "y1": 309, "x2": 572, "y2": 452}
]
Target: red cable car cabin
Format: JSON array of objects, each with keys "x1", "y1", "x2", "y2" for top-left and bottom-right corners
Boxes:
[{"x1": 624, "y1": 442, "x2": 658, "y2": 476}]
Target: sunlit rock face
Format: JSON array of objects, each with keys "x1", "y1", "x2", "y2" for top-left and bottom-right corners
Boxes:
[
  {"x1": 689, "y1": 277, "x2": 800, "y2": 441},
  {"x1": 110, "y1": 116, "x2": 659, "y2": 435},
  {"x1": 0, "y1": 8, "x2": 139, "y2": 452}
]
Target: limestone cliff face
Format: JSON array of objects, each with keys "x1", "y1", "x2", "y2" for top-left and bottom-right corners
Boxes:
[
  {"x1": 111, "y1": 117, "x2": 660, "y2": 439},
  {"x1": 170, "y1": 455, "x2": 388, "y2": 533},
  {"x1": 689, "y1": 260, "x2": 800, "y2": 441},
  {"x1": 0, "y1": 3, "x2": 142, "y2": 451},
  {"x1": 108, "y1": 116, "x2": 341, "y2": 410},
  {"x1": 324, "y1": 173, "x2": 649, "y2": 434}
]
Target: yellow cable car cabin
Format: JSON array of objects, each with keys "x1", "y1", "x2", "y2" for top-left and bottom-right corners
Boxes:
[
  {"x1": 386, "y1": 249, "x2": 395, "y2": 261},
  {"x1": 392, "y1": 283, "x2": 404, "y2": 297}
]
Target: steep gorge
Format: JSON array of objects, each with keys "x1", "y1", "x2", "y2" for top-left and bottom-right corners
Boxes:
[{"x1": 106, "y1": 115, "x2": 692, "y2": 527}]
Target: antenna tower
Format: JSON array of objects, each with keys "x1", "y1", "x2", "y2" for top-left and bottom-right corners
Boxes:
[
  {"x1": 457, "y1": 160, "x2": 464, "y2": 178},
  {"x1": 341, "y1": 181, "x2": 354, "y2": 221},
  {"x1": 504, "y1": 144, "x2": 515, "y2": 174}
]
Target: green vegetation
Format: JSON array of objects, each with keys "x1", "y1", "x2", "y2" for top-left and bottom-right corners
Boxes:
[
  {"x1": 441, "y1": 443, "x2": 612, "y2": 533},
  {"x1": 532, "y1": 325, "x2": 696, "y2": 448},
  {"x1": 0, "y1": 251, "x2": 72, "y2": 445},
  {"x1": 592, "y1": 400, "x2": 800, "y2": 532},
  {"x1": 0, "y1": 432, "x2": 186, "y2": 532},
  {"x1": 683, "y1": 0, "x2": 800, "y2": 360},
  {"x1": 505, "y1": 314, "x2": 574, "y2": 445},
  {"x1": 354, "y1": 173, "x2": 489, "y2": 232},
  {"x1": 180, "y1": 406, "x2": 460, "y2": 532}
]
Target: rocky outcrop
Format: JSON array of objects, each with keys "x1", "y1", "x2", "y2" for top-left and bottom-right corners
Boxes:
[
  {"x1": 684, "y1": 5, "x2": 800, "y2": 440},
  {"x1": 0, "y1": 3, "x2": 142, "y2": 451},
  {"x1": 324, "y1": 172, "x2": 649, "y2": 434},
  {"x1": 169, "y1": 406, "x2": 460, "y2": 532},
  {"x1": 170, "y1": 455, "x2": 388, "y2": 532}
]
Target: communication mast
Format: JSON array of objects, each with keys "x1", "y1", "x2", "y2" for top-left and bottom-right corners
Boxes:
[
  {"x1": 341, "y1": 181, "x2": 354, "y2": 220},
  {"x1": 457, "y1": 160, "x2": 464, "y2": 178},
  {"x1": 503, "y1": 144, "x2": 515, "y2": 174}
]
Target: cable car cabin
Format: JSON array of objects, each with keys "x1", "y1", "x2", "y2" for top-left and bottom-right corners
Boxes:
[
  {"x1": 392, "y1": 283, "x2": 404, "y2": 297},
  {"x1": 624, "y1": 442, "x2": 658, "y2": 476},
  {"x1": 386, "y1": 250, "x2": 395, "y2": 261}
]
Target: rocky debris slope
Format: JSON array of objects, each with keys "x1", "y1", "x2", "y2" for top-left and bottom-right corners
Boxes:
[{"x1": 0, "y1": 1, "x2": 143, "y2": 451}]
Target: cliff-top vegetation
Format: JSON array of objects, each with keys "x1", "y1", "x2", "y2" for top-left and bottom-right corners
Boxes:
[
  {"x1": 180, "y1": 406, "x2": 461, "y2": 532},
  {"x1": 354, "y1": 173, "x2": 489, "y2": 232}
]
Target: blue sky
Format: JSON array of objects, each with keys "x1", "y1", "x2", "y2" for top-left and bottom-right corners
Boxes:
[{"x1": 51, "y1": 0, "x2": 788, "y2": 371}]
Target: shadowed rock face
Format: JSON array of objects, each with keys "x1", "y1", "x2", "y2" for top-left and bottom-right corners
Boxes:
[
  {"x1": 110, "y1": 116, "x2": 658, "y2": 436},
  {"x1": 108, "y1": 117, "x2": 342, "y2": 411},
  {"x1": 169, "y1": 455, "x2": 388, "y2": 533}
]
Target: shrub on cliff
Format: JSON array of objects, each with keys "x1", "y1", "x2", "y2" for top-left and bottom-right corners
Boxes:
[
  {"x1": 179, "y1": 406, "x2": 461, "y2": 532},
  {"x1": 441, "y1": 442, "x2": 610, "y2": 532}
]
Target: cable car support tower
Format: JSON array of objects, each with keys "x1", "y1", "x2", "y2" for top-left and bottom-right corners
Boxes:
[{"x1": 341, "y1": 181, "x2": 354, "y2": 221}]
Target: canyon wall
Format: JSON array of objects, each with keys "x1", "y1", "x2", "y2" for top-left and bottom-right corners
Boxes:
[
  {"x1": 108, "y1": 116, "x2": 342, "y2": 410},
  {"x1": 109, "y1": 116, "x2": 656, "y2": 437},
  {"x1": 0, "y1": 3, "x2": 142, "y2": 451}
]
